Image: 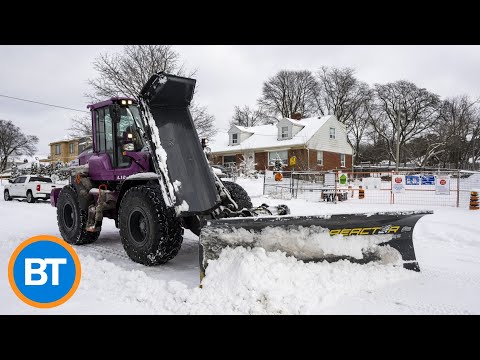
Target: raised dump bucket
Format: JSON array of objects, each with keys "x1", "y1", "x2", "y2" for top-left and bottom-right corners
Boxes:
[
  {"x1": 140, "y1": 72, "x2": 219, "y2": 215},
  {"x1": 199, "y1": 210, "x2": 432, "y2": 278}
]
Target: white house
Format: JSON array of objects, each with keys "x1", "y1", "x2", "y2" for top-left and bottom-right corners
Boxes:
[{"x1": 209, "y1": 114, "x2": 353, "y2": 171}]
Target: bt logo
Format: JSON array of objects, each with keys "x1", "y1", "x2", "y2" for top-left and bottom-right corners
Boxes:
[{"x1": 8, "y1": 235, "x2": 81, "y2": 308}]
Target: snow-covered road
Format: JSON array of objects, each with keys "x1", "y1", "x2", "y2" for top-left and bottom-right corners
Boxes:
[{"x1": 1, "y1": 179, "x2": 479, "y2": 314}]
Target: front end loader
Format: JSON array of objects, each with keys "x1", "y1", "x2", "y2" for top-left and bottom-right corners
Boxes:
[{"x1": 51, "y1": 72, "x2": 431, "y2": 278}]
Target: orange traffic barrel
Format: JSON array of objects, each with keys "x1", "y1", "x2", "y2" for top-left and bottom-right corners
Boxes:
[
  {"x1": 359, "y1": 186, "x2": 365, "y2": 199},
  {"x1": 470, "y1": 191, "x2": 479, "y2": 210}
]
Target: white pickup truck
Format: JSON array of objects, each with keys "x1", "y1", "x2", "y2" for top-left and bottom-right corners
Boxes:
[{"x1": 3, "y1": 175, "x2": 63, "y2": 203}]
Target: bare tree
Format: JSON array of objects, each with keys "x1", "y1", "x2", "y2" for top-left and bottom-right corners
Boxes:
[
  {"x1": 86, "y1": 45, "x2": 216, "y2": 137},
  {"x1": 0, "y1": 120, "x2": 38, "y2": 173},
  {"x1": 434, "y1": 96, "x2": 479, "y2": 169},
  {"x1": 347, "y1": 97, "x2": 374, "y2": 164},
  {"x1": 229, "y1": 105, "x2": 269, "y2": 127},
  {"x1": 86, "y1": 45, "x2": 191, "y2": 101},
  {"x1": 190, "y1": 102, "x2": 217, "y2": 139},
  {"x1": 68, "y1": 114, "x2": 92, "y2": 138},
  {"x1": 258, "y1": 70, "x2": 319, "y2": 120},
  {"x1": 369, "y1": 81, "x2": 440, "y2": 165},
  {"x1": 403, "y1": 134, "x2": 445, "y2": 168},
  {"x1": 316, "y1": 67, "x2": 370, "y2": 123}
]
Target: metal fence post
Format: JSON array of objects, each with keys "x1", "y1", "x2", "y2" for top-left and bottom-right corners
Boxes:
[
  {"x1": 391, "y1": 171, "x2": 395, "y2": 205},
  {"x1": 456, "y1": 169, "x2": 460, "y2": 208},
  {"x1": 334, "y1": 171, "x2": 338, "y2": 204},
  {"x1": 263, "y1": 170, "x2": 266, "y2": 196}
]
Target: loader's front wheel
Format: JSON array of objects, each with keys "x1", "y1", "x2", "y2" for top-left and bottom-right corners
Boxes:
[
  {"x1": 222, "y1": 181, "x2": 252, "y2": 210},
  {"x1": 119, "y1": 185, "x2": 184, "y2": 266},
  {"x1": 57, "y1": 185, "x2": 100, "y2": 245}
]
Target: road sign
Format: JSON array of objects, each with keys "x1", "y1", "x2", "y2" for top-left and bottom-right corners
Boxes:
[{"x1": 289, "y1": 156, "x2": 296, "y2": 166}]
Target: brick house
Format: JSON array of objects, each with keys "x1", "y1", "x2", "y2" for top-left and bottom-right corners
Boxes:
[
  {"x1": 209, "y1": 114, "x2": 353, "y2": 171},
  {"x1": 49, "y1": 136, "x2": 91, "y2": 163}
]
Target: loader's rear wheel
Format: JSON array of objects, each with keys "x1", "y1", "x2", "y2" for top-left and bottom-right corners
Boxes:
[
  {"x1": 57, "y1": 185, "x2": 100, "y2": 245},
  {"x1": 119, "y1": 185, "x2": 184, "y2": 266},
  {"x1": 222, "y1": 181, "x2": 252, "y2": 210}
]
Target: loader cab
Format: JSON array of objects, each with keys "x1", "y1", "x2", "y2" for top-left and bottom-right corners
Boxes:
[{"x1": 87, "y1": 98, "x2": 148, "y2": 181}]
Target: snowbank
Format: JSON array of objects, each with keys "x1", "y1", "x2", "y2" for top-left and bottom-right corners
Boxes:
[{"x1": 76, "y1": 247, "x2": 413, "y2": 314}]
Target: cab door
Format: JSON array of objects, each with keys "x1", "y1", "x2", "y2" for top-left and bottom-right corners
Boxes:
[{"x1": 89, "y1": 107, "x2": 116, "y2": 181}]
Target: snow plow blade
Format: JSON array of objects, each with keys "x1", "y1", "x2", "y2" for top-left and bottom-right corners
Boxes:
[
  {"x1": 139, "y1": 72, "x2": 219, "y2": 215},
  {"x1": 199, "y1": 211, "x2": 432, "y2": 277}
]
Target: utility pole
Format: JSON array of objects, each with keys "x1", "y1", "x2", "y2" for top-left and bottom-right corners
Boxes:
[{"x1": 395, "y1": 105, "x2": 401, "y2": 172}]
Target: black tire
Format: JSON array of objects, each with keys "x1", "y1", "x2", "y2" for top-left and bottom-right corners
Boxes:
[
  {"x1": 57, "y1": 185, "x2": 100, "y2": 245},
  {"x1": 222, "y1": 180, "x2": 252, "y2": 210},
  {"x1": 119, "y1": 185, "x2": 184, "y2": 266},
  {"x1": 26, "y1": 190, "x2": 36, "y2": 203},
  {"x1": 4, "y1": 190, "x2": 12, "y2": 201}
]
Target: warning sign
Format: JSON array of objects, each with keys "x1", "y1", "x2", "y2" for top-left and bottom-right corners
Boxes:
[
  {"x1": 392, "y1": 175, "x2": 406, "y2": 194},
  {"x1": 435, "y1": 175, "x2": 450, "y2": 195},
  {"x1": 289, "y1": 156, "x2": 296, "y2": 166}
]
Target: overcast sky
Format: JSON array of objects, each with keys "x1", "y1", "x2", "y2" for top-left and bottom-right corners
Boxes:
[{"x1": 1, "y1": 45, "x2": 480, "y2": 156}]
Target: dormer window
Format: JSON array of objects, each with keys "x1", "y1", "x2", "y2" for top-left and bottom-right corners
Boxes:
[
  {"x1": 281, "y1": 126, "x2": 288, "y2": 139},
  {"x1": 231, "y1": 133, "x2": 238, "y2": 144}
]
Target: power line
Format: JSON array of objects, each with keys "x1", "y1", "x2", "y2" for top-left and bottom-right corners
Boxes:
[{"x1": 0, "y1": 94, "x2": 89, "y2": 113}]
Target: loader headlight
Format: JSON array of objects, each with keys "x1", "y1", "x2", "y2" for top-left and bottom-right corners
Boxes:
[
  {"x1": 121, "y1": 100, "x2": 127, "y2": 105},
  {"x1": 123, "y1": 143, "x2": 134, "y2": 151}
]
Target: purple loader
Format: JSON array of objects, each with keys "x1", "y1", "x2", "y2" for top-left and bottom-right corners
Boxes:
[{"x1": 51, "y1": 72, "x2": 430, "y2": 278}]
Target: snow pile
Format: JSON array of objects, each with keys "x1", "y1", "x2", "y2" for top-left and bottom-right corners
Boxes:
[
  {"x1": 194, "y1": 247, "x2": 413, "y2": 314},
  {"x1": 201, "y1": 225, "x2": 399, "y2": 262},
  {"x1": 76, "y1": 247, "x2": 414, "y2": 314}
]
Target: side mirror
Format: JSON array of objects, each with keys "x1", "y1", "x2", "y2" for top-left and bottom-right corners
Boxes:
[
  {"x1": 110, "y1": 103, "x2": 122, "y2": 123},
  {"x1": 8, "y1": 179, "x2": 13, "y2": 183}
]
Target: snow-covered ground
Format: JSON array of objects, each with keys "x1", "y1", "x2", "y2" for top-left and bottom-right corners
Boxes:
[{"x1": 1, "y1": 178, "x2": 479, "y2": 314}]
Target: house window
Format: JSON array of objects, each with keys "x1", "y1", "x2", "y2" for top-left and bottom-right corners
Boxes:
[
  {"x1": 329, "y1": 127, "x2": 336, "y2": 139},
  {"x1": 231, "y1": 133, "x2": 238, "y2": 144},
  {"x1": 55, "y1": 144, "x2": 61, "y2": 155},
  {"x1": 223, "y1": 155, "x2": 236, "y2": 167},
  {"x1": 317, "y1": 151, "x2": 323, "y2": 166},
  {"x1": 281, "y1": 126, "x2": 289, "y2": 139},
  {"x1": 69, "y1": 143, "x2": 75, "y2": 154},
  {"x1": 340, "y1": 153, "x2": 346, "y2": 167},
  {"x1": 268, "y1": 150, "x2": 288, "y2": 166}
]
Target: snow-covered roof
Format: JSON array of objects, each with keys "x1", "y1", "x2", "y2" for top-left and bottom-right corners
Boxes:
[
  {"x1": 49, "y1": 136, "x2": 85, "y2": 145},
  {"x1": 211, "y1": 115, "x2": 334, "y2": 153},
  {"x1": 232, "y1": 125, "x2": 254, "y2": 133},
  {"x1": 14, "y1": 154, "x2": 49, "y2": 164}
]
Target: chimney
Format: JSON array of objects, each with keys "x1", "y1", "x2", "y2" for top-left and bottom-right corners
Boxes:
[{"x1": 291, "y1": 112, "x2": 302, "y2": 120}]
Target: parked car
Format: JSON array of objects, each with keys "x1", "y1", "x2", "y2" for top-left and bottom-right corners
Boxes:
[{"x1": 4, "y1": 175, "x2": 63, "y2": 203}]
